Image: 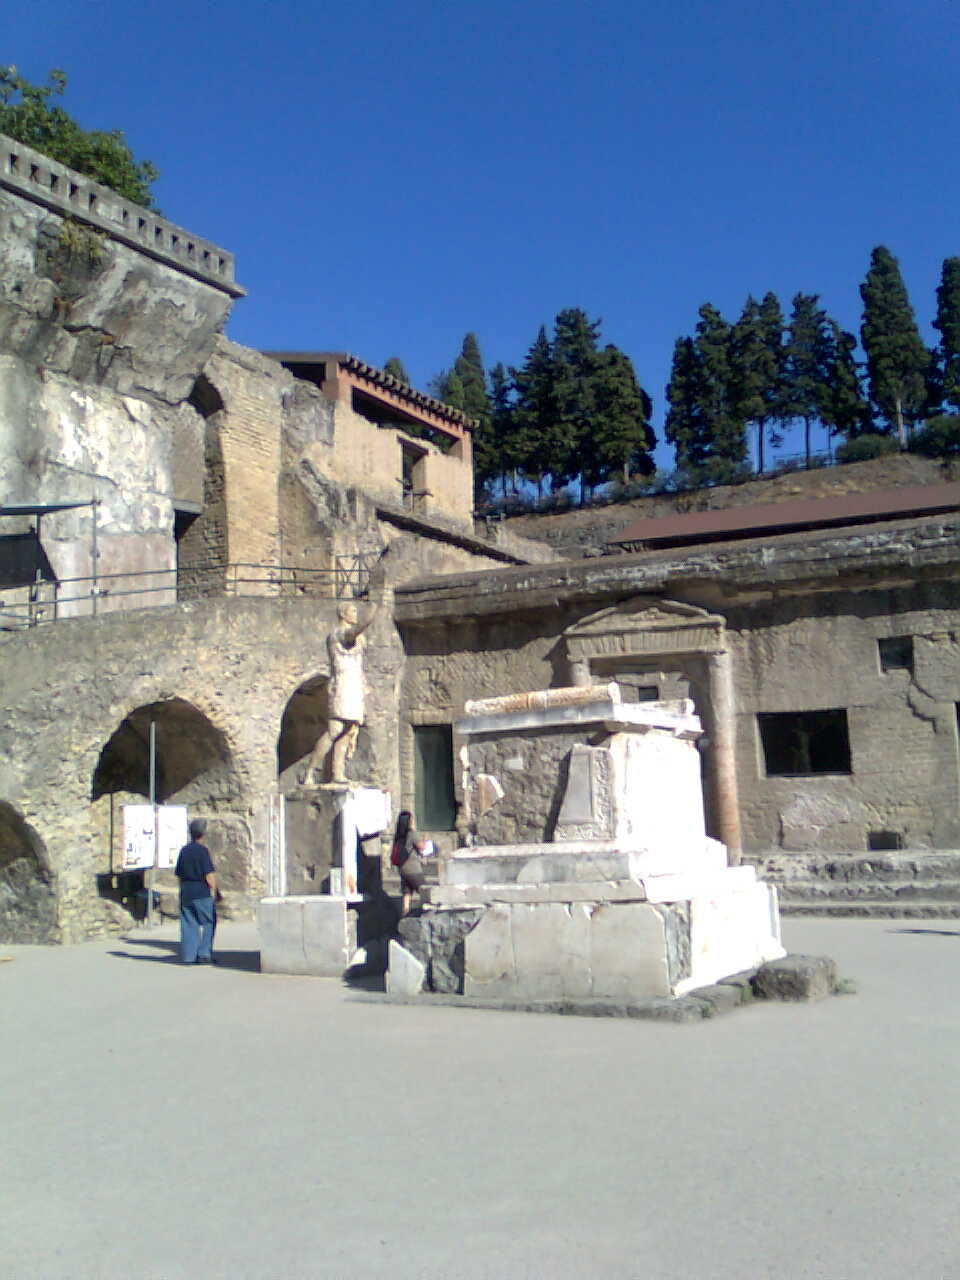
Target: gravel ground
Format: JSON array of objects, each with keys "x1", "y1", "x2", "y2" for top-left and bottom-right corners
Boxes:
[{"x1": 2, "y1": 916, "x2": 958, "y2": 1280}]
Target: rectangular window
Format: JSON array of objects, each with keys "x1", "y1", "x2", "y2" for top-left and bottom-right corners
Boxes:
[
  {"x1": 868, "y1": 830, "x2": 903, "y2": 852},
  {"x1": 413, "y1": 724, "x2": 456, "y2": 830},
  {"x1": 878, "y1": 636, "x2": 914, "y2": 673},
  {"x1": 758, "y1": 709, "x2": 851, "y2": 776}
]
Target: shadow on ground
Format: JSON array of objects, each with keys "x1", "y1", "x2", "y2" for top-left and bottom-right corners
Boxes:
[
  {"x1": 888, "y1": 927, "x2": 960, "y2": 937},
  {"x1": 108, "y1": 936, "x2": 261, "y2": 972}
]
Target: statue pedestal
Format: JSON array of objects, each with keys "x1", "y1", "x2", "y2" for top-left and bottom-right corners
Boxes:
[
  {"x1": 258, "y1": 783, "x2": 391, "y2": 976},
  {"x1": 258, "y1": 895, "x2": 357, "y2": 976}
]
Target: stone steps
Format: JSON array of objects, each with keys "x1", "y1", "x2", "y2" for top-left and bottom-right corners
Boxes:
[{"x1": 746, "y1": 851, "x2": 960, "y2": 918}]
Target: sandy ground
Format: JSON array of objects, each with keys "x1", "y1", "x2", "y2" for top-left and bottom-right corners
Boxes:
[{"x1": 2, "y1": 916, "x2": 959, "y2": 1280}]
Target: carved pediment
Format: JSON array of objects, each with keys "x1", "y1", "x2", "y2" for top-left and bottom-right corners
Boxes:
[{"x1": 564, "y1": 596, "x2": 725, "y2": 659}]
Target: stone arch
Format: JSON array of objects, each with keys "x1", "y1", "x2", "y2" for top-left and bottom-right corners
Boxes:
[
  {"x1": 178, "y1": 372, "x2": 228, "y2": 596},
  {"x1": 91, "y1": 698, "x2": 248, "y2": 888},
  {"x1": 277, "y1": 675, "x2": 329, "y2": 792},
  {"x1": 0, "y1": 803, "x2": 57, "y2": 944}
]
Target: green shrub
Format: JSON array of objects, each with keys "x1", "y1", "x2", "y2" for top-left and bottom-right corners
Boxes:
[
  {"x1": 835, "y1": 433, "x2": 900, "y2": 464},
  {"x1": 907, "y1": 415, "x2": 960, "y2": 457}
]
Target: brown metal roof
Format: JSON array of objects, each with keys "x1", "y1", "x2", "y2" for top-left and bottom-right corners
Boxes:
[{"x1": 611, "y1": 482, "x2": 960, "y2": 549}]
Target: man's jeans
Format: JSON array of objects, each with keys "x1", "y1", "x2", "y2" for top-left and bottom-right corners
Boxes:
[{"x1": 180, "y1": 895, "x2": 216, "y2": 963}]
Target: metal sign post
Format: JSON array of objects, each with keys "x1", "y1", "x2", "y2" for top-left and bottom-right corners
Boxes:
[{"x1": 147, "y1": 719, "x2": 157, "y2": 926}]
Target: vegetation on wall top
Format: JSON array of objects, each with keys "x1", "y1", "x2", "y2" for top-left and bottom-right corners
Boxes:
[{"x1": 0, "y1": 66, "x2": 158, "y2": 208}]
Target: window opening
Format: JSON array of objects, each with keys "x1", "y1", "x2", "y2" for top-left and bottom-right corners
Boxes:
[
  {"x1": 758, "y1": 709, "x2": 851, "y2": 776},
  {"x1": 878, "y1": 636, "x2": 914, "y2": 674},
  {"x1": 413, "y1": 724, "x2": 456, "y2": 830},
  {"x1": 867, "y1": 830, "x2": 903, "y2": 852}
]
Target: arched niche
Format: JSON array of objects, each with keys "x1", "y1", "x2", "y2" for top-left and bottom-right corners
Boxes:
[
  {"x1": 277, "y1": 675, "x2": 329, "y2": 792},
  {"x1": 91, "y1": 699, "x2": 247, "y2": 889},
  {"x1": 0, "y1": 803, "x2": 56, "y2": 944}
]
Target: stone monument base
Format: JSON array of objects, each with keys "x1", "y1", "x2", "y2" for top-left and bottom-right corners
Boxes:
[{"x1": 399, "y1": 864, "x2": 783, "y2": 1000}]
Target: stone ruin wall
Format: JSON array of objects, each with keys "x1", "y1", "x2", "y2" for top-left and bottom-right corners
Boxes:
[
  {"x1": 727, "y1": 579, "x2": 960, "y2": 853},
  {"x1": 0, "y1": 139, "x2": 240, "y2": 593},
  {"x1": 398, "y1": 558, "x2": 960, "y2": 858},
  {"x1": 0, "y1": 594, "x2": 408, "y2": 942}
]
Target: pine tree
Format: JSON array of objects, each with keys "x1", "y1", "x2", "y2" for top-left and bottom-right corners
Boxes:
[
  {"x1": 383, "y1": 357, "x2": 410, "y2": 385},
  {"x1": 933, "y1": 257, "x2": 960, "y2": 414},
  {"x1": 478, "y1": 362, "x2": 515, "y2": 497},
  {"x1": 590, "y1": 345, "x2": 655, "y2": 484},
  {"x1": 783, "y1": 293, "x2": 830, "y2": 465},
  {"x1": 859, "y1": 245, "x2": 931, "y2": 444}
]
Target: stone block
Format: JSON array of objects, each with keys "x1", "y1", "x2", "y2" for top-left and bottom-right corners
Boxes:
[
  {"x1": 589, "y1": 901, "x2": 672, "y2": 999},
  {"x1": 683, "y1": 879, "x2": 785, "y2": 991},
  {"x1": 463, "y1": 904, "x2": 516, "y2": 996},
  {"x1": 257, "y1": 895, "x2": 355, "y2": 977},
  {"x1": 386, "y1": 940, "x2": 426, "y2": 996},
  {"x1": 399, "y1": 908, "x2": 484, "y2": 993},
  {"x1": 687, "y1": 983, "x2": 744, "y2": 1015},
  {"x1": 302, "y1": 897, "x2": 356, "y2": 976},
  {"x1": 752, "y1": 954, "x2": 838, "y2": 1002},
  {"x1": 509, "y1": 902, "x2": 593, "y2": 999},
  {"x1": 258, "y1": 897, "x2": 307, "y2": 975}
]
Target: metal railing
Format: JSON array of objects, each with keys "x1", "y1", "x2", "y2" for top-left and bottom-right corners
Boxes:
[{"x1": 0, "y1": 556, "x2": 374, "y2": 629}]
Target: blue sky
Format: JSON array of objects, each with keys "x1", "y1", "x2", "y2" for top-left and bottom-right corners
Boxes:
[{"x1": 6, "y1": 0, "x2": 959, "y2": 468}]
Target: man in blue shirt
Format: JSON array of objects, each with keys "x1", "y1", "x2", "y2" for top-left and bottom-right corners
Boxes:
[{"x1": 174, "y1": 818, "x2": 219, "y2": 965}]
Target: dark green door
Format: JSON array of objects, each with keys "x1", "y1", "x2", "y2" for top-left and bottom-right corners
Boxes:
[{"x1": 413, "y1": 724, "x2": 455, "y2": 830}]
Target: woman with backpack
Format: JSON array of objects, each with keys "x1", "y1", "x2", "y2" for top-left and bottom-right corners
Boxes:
[{"x1": 390, "y1": 810, "x2": 425, "y2": 916}]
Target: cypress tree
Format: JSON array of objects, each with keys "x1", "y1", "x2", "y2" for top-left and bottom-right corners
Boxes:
[
  {"x1": 452, "y1": 333, "x2": 492, "y2": 428},
  {"x1": 859, "y1": 245, "x2": 931, "y2": 444},
  {"x1": 818, "y1": 321, "x2": 871, "y2": 441},
  {"x1": 511, "y1": 327, "x2": 557, "y2": 498},
  {"x1": 731, "y1": 293, "x2": 785, "y2": 474},
  {"x1": 933, "y1": 257, "x2": 960, "y2": 414},
  {"x1": 591, "y1": 345, "x2": 655, "y2": 484},
  {"x1": 783, "y1": 293, "x2": 830, "y2": 465},
  {"x1": 665, "y1": 336, "x2": 710, "y2": 469},
  {"x1": 442, "y1": 369, "x2": 466, "y2": 412},
  {"x1": 383, "y1": 357, "x2": 410, "y2": 385},
  {"x1": 694, "y1": 303, "x2": 748, "y2": 474},
  {"x1": 551, "y1": 308, "x2": 602, "y2": 497}
]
